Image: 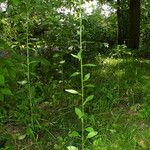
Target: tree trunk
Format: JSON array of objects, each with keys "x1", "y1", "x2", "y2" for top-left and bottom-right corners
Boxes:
[
  {"x1": 128, "y1": 0, "x2": 141, "y2": 49},
  {"x1": 117, "y1": 0, "x2": 124, "y2": 45}
]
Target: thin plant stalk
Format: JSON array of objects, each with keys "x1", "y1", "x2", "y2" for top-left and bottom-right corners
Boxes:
[
  {"x1": 26, "y1": 3, "x2": 41, "y2": 150},
  {"x1": 79, "y1": 0, "x2": 85, "y2": 149},
  {"x1": 26, "y1": 2, "x2": 33, "y2": 127}
]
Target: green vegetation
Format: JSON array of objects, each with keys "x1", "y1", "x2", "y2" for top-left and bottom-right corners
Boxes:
[{"x1": 0, "y1": 0, "x2": 150, "y2": 149}]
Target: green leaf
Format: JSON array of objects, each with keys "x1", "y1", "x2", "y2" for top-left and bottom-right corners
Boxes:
[
  {"x1": 86, "y1": 131, "x2": 98, "y2": 139},
  {"x1": 60, "y1": 60, "x2": 65, "y2": 64},
  {"x1": 0, "y1": 75, "x2": 5, "y2": 85},
  {"x1": 86, "y1": 127, "x2": 94, "y2": 132},
  {"x1": 71, "y1": 54, "x2": 80, "y2": 60},
  {"x1": 83, "y1": 64, "x2": 96, "y2": 67},
  {"x1": 77, "y1": 51, "x2": 81, "y2": 60},
  {"x1": 83, "y1": 95, "x2": 94, "y2": 106},
  {"x1": 75, "y1": 108, "x2": 84, "y2": 119},
  {"x1": 67, "y1": 146, "x2": 78, "y2": 150},
  {"x1": 17, "y1": 80, "x2": 27, "y2": 85},
  {"x1": 65, "y1": 89, "x2": 79, "y2": 95},
  {"x1": 71, "y1": 52, "x2": 81, "y2": 60},
  {"x1": 29, "y1": 61, "x2": 40, "y2": 65},
  {"x1": 84, "y1": 73, "x2": 90, "y2": 81},
  {"x1": 53, "y1": 53, "x2": 59, "y2": 58},
  {"x1": 18, "y1": 134, "x2": 26, "y2": 140},
  {"x1": 85, "y1": 84, "x2": 95, "y2": 88},
  {"x1": 71, "y1": 72, "x2": 80, "y2": 77},
  {"x1": 0, "y1": 88, "x2": 13, "y2": 95},
  {"x1": 69, "y1": 131, "x2": 80, "y2": 137},
  {"x1": 12, "y1": 0, "x2": 19, "y2": 5}
]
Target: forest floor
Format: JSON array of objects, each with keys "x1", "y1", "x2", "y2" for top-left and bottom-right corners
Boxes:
[{"x1": 1, "y1": 57, "x2": 150, "y2": 150}]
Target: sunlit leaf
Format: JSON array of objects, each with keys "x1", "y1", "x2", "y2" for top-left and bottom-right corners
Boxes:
[
  {"x1": 18, "y1": 134, "x2": 26, "y2": 140},
  {"x1": 83, "y1": 64, "x2": 96, "y2": 67},
  {"x1": 69, "y1": 131, "x2": 80, "y2": 137},
  {"x1": 60, "y1": 60, "x2": 65, "y2": 64},
  {"x1": 83, "y1": 95, "x2": 94, "y2": 106},
  {"x1": 53, "y1": 53, "x2": 60, "y2": 58},
  {"x1": 86, "y1": 127, "x2": 94, "y2": 132},
  {"x1": 17, "y1": 80, "x2": 27, "y2": 85},
  {"x1": 86, "y1": 131, "x2": 98, "y2": 139},
  {"x1": 75, "y1": 108, "x2": 84, "y2": 119},
  {"x1": 71, "y1": 72, "x2": 80, "y2": 77},
  {"x1": 71, "y1": 51, "x2": 81, "y2": 60},
  {"x1": 65, "y1": 89, "x2": 79, "y2": 95},
  {"x1": 71, "y1": 54, "x2": 80, "y2": 60},
  {"x1": 84, "y1": 73, "x2": 90, "y2": 81}
]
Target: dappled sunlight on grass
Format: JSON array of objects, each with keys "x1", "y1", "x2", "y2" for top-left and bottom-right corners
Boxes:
[{"x1": 102, "y1": 57, "x2": 123, "y2": 66}]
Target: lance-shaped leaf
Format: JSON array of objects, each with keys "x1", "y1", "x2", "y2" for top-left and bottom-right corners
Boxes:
[
  {"x1": 85, "y1": 84, "x2": 95, "y2": 88},
  {"x1": 84, "y1": 73, "x2": 90, "y2": 81},
  {"x1": 65, "y1": 89, "x2": 79, "y2": 95},
  {"x1": 69, "y1": 131, "x2": 80, "y2": 137},
  {"x1": 71, "y1": 52, "x2": 81, "y2": 60},
  {"x1": 83, "y1": 95, "x2": 94, "y2": 106},
  {"x1": 77, "y1": 51, "x2": 81, "y2": 60},
  {"x1": 71, "y1": 54, "x2": 79, "y2": 59},
  {"x1": 86, "y1": 127, "x2": 94, "y2": 132},
  {"x1": 75, "y1": 108, "x2": 84, "y2": 119},
  {"x1": 18, "y1": 80, "x2": 27, "y2": 85},
  {"x1": 86, "y1": 131, "x2": 98, "y2": 139},
  {"x1": 18, "y1": 134, "x2": 26, "y2": 140},
  {"x1": 71, "y1": 72, "x2": 80, "y2": 77},
  {"x1": 59, "y1": 60, "x2": 65, "y2": 64},
  {"x1": 83, "y1": 64, "x2": 96, "y2": 67}
]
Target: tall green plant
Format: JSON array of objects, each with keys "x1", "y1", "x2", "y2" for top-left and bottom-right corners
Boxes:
[
  {"x1": 25, "y1": 2, "x2": 42, "y2": 150},
  {"x1": 26, "y1": 2, "x2": 33, "y2": 126},
  {"x1": 66, "y1": 1, "x2": 97, "y2": 149}
]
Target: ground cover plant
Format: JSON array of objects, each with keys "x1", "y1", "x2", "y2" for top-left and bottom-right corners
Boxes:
[{"x1": 0, "y1": 0, "x2": 150, "y2": 150}]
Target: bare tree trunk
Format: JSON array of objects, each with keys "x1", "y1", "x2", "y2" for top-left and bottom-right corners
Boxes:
[
  {"x1": 117, "y1": 0, "x2": 124, "y2": 45},
  {"x1": 128, "y1": 0, "x2": 141, "y2": 49}
]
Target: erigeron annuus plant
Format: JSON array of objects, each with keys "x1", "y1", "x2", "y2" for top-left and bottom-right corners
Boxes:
[
  {"x1": 26, "y1": 1, "x2": 33, "y2": 126},
  {"x1": 25, "y1": 1, "x2": 41, "y2": 149},
  {"x1": 66, "y1": 0, "x2": 97, "y2": 150}
]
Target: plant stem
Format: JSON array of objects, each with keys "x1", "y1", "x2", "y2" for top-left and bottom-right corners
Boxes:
[
  {"x1": 79, "y1": 0, "x2": 85, "y2": 149},
  {"x1": 26, "y1": 3, "x2": 33, "y2": 126},
  {"x1": 26, "y1": 4, "x2": 41, "y2": 150}
]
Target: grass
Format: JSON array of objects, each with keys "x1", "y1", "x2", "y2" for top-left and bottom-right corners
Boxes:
[{"x1": 1, "y1": 56, "x2": 150, "y2": 149}]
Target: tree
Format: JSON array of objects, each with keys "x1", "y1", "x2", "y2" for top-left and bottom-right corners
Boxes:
[
  {"x1": 117, "y1": 0, "x2": 129, "y2": 45},
  {"x1": 128, "y1": 0, "x2": 141, "y2": 49}
]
